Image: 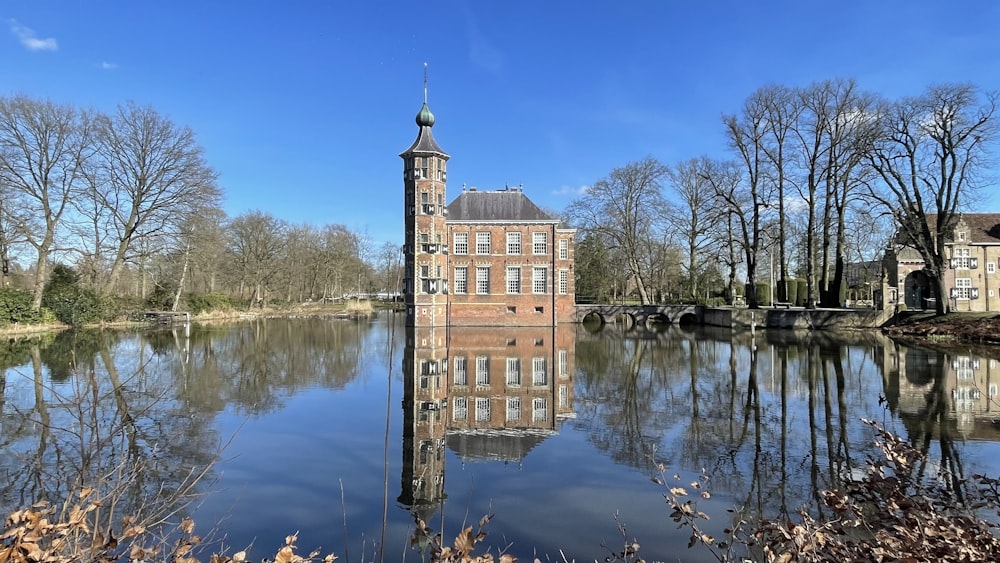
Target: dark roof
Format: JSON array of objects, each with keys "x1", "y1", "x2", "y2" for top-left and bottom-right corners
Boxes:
[
  {"x1": 400, "y1": 125, "x2": 448, "y2": 157},
  {"x1": 447, "y1": 189, "x2": 558, "y2": 223},
  {"x1": 446, "y1": 429, "x2": 554, "y2": 462},
  {"x1": 925, "y1": 213, "x2": 1000, "y2": 244},
  {"x1": 400, "y1": 102, "x2": 448, "y2": 158}
]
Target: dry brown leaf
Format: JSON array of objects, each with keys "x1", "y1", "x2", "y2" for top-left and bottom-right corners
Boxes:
[
  {"x1": 233, "y1": 550, "x2": 247, "y2": 562},
  {"x1": 180, "y1": 517, "x2": 195, "y2": 534},
  {"x1": 454, "y1": 526, "x2": 474, "y2": 554},
  {"x1": 275, "y1": 545, "x2": 297, "y2": 563}
]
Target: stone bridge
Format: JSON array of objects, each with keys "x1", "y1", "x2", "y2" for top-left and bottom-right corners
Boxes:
[{"x1": 574, "y1": 304, "x2": 703, "y2": 328}]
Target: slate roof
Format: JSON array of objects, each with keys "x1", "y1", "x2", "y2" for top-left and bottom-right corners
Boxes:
[
  {"x1": 400, "y1": 125, "x2": 448, "y2": 157},
  {"x1": 446, "y1": 189, "x2": 558, "y2": 223},
  {"x1": 925, "y1": 213, "x2": 1000, "y2": 244}
]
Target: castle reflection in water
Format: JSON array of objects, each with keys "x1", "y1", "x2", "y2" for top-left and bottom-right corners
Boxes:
[{"x1": 398, "y1": 325, "x2": 575, "y2": 518}]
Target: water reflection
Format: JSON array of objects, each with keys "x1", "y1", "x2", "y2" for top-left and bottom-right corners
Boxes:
[
  {"x1": 399, "y1": 325, "x2": 576, "y2": 523},
  {"x1": 2, "y1": 319, "x2": 1000, "y2": 562}
]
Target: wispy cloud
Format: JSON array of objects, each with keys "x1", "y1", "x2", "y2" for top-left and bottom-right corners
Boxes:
[
  {"x1": 8, "y1": 19, "x2": 57, "y2": 51},
  {"x1": 552, "y1": 185, "x2": 590, "y2": 197},
  {"x1": 98, "y1": 61, "x2": 118, "y2": 70}
]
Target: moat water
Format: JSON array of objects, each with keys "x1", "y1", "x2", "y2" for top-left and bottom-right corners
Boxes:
[{"x1": 2, "y1": 316, "x2": 999, "y2": 562}]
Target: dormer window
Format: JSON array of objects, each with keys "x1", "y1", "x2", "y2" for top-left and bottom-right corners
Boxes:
[{"x1": 958, "y1": 230, "x2": 967, "y2": 241}]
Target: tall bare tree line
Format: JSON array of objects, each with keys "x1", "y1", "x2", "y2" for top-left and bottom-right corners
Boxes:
[
  {"x1": 0, "y1": 95, "x2": 400, "y2": 311},
  {"x1": 568, "y1": 81, "x2": 997, "y2": 312}
]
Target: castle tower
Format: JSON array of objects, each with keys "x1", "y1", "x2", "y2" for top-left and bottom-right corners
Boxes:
[{"x1": 400, "y1": 67, "x2": 450, "y2": 327}]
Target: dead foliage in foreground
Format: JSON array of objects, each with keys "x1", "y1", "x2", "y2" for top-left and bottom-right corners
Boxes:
[
  {"x1": 661, "y1": 419, "x2": 1000, "y2": 563},
  {"x1": 0, "y1": 493, "x2": 336, "y2": 563}
]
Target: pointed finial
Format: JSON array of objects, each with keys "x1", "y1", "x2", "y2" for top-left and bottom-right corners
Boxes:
[{"x1": 416, "y1": 63, "x2": 435, "y2": 127}]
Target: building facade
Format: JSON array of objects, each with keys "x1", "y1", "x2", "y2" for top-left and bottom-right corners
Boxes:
[
  {"x1": 400, "y1": 92, "x2": 575, "y2": 327},
  {"x1": 884, "y1": 213, "x2": 1000, "y2": 312}
]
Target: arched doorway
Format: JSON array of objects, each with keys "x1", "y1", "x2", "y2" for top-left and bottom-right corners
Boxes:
[{"x1": 903, "y1": 270, "x2": 937, "y2": 310}]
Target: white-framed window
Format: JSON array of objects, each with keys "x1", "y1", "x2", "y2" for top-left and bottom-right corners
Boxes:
[
  {"x1": 558, "y1": 350, "x2": 568, "y2": 378},
  {"x1": 476, "y1": 397, "x2": 491, "y2": 421},
  {"x1": 476, "y1": 356, "x2": 489, "y2": 385},
  {"x1": 532, "y1": 357, "x2": 547, "y2": 386},
  {"x1": 506, "y1": 266, "x2": 521, "y2": 294},
  {"x1": 453, "y1": 232, "x2": 468, "y2": 255},
  {"x1": 454, "y1": 356, "x2": 468, "y2": 386},
  {"x1": 952, "y1": 247, "x2": 973, "y2": 269},
  {"x1": 558, "y1": 269, "x2": 569, "y2": 295},
  {"x1": 476, "y1": 266, "x2": 490, "y2": 294},
  {"x1": 476, "y1": 232, "x2": 491, "y2": 254},
  {"x1": 559, "y1": 238, "x2": 568, "y2": 260},
  {"x1": 453, "y1": 396, "x2": 468, "y2": 421},
  {"x1": 989, "y1": 262, "x2": 997, "y2": 274},
  {"x1": 533, "y1": 266, "x2": 547, "y2": 294},
  {"x1": 506, "y1": 232, "x2": 521, "y2": 255},
  {"x1": 506, "y1": 397, "x2": 521, "y2": 422},
  {"x1": 955, "y1": 277, "x2": 972, "y2": 299},
  {"x1": 532, "y1": 232, "x2": 547, "y2": 255},
  {"x1": 532, "y1": 398, "x2": 548, "y2": 422},
  {"x1": 558, "y1": 384, "x2": 569, "y2": 408},
  {"x1": 506, "y1": 358, "x2": 520, "y2": 386},
  {"x1": 454, "y1": 266, "x2": 468, "y2": 294}
]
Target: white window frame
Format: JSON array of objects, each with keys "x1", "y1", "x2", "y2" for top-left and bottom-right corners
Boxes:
[
  {"x1": 954, "y1": 247, "x2": 972, "y2": 269},
  {"x1": 453, "y1": 356, "x2": 468, "y2": 386},
  {"x1": 476, "y1": 232, "x2": 491, "y2": 255},
  {"x1": 559, "y1": 238, "x2": 568, "y2": 260},
  {"x1": 989, "y1": 261, "x2": 997, "y2": 274},
  {"x1": 453, "y1": 232, "x2": 468, "y2": 255},
  {"x1": 506, "y1": 357, "x2": 521, "y2": 386},
  {"x1": 558, "y1": 269, "x2": 568, "y2": 295},
  {"x1": 476, "y1": 266, "x2": 490, "y2": 295},
  {"x1": 532, "y1": 398, "x2": 547, "y2": 422},
  {"x1": 506, "y1": 397, "x2": 521, "y2": 422},
  {"x1": 476, "y1": 356, "x2": 490, "y2": 386},
  {"x1": 532, "y1": 357, "x2": 547, "y2": 386},
  {"x1": 955, "y1": 277, "x2": 972, "y2": 300},
  {"x1": 532, "y1": 232, "x2": 547, "y2": 255},
  {"x1": 533, "y1": 266, "x2": 547, "y2": 294},
  {"x1": 475, "y1": 397, "x2": 491, "y2": 421},
  {"x1": 506, "y1": 232, "x2": 521, "y2": 255},
  {"x1": 558, "y1": 384, "x2": 569, "y2": 408},
  {"x1": 453, "y1": 396, "x2": 468, "y2": 421},
  {"x1": 558, "y1": 350, "x2": 568, "y2": 378},
  {"x1": 453, "y1": 266, "x2": 468, "y2": 294},
  {"x1": 506, "y1": 266, "x2": 521, "y2": 294}
]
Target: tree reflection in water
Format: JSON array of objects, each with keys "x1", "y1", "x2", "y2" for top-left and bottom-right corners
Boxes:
[{"x1": 2, "y1": 318, "x2": 999, "y2": 563}]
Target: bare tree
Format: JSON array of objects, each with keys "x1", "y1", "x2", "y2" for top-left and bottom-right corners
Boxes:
[
  {"x1": 816, "y1": 80, "x2": 879, "y2": 307},
  {"x1": 866, "y1": 84, "x2": 998, "y2": 315},
  {"x1": 227, "y1": 211, "x2": 288, "y2": 308},
  {"x1": 0, "y1": 96, "x2": 93, "y2": 310},
  {"x1": 758, "y1": 85, "x2": 801, "y2": 301},
  {"x1": 86, "y1": 102, "x2": 221, "y2": 294},
  {"x1": 666, "y1": 157, "x2": 721, "y2": 301},
  {"x1": 723, "y1": 98, "x2": 776, "y2": 308},
  {"x1": 566, "y1": 157, "x2": 670, "y2": 304},
  {"x1": 700, "y1": 159, "x2": 748, "y2": 305}
]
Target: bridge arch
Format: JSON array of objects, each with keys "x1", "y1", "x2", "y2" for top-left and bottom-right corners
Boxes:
[{"x1": 677, "y1": 312, "x2": 699, "y2": 326}]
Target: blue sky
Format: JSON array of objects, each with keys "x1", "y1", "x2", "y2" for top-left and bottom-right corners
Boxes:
[{"x1": 3, "y1": 1, "x2": 999, "y2": 246}]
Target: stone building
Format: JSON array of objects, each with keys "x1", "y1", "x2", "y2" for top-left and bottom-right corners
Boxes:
[
  {"x1": 400, "y1": 88, "x2": 575, "y2": 327},
  {"x1": 884, "y1": 213, "x2": 1000, "y2": 312}
]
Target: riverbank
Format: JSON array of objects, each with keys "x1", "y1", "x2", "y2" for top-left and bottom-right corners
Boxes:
[{"x1": 882, "y1": 311, "x2": 1000, "y2": 345}]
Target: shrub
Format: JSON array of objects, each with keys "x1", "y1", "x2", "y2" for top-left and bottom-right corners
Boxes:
[
  {"x1": 145, "y1": 283, "x2": 178, "y2": 311},
  {"x1": 186, "y1": 292, "x2": 233, "y2": 314},
  {"x1": 795, "y1": 279, "x2": 808, "y2": 307},
  {"x1": 754, "y1": 282, "x2": 771, "y2": 306},
  {"x1": 0, "y1": 288, "x2": 43, "y2": 325},
  {"x1": 42, "y1": 265, "x2": 106, "y2": 326}
]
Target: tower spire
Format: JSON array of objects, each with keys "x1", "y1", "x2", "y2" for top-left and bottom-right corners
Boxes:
[{"x1": 423, "y1": 62, "x2": 428, "y2": 104}]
